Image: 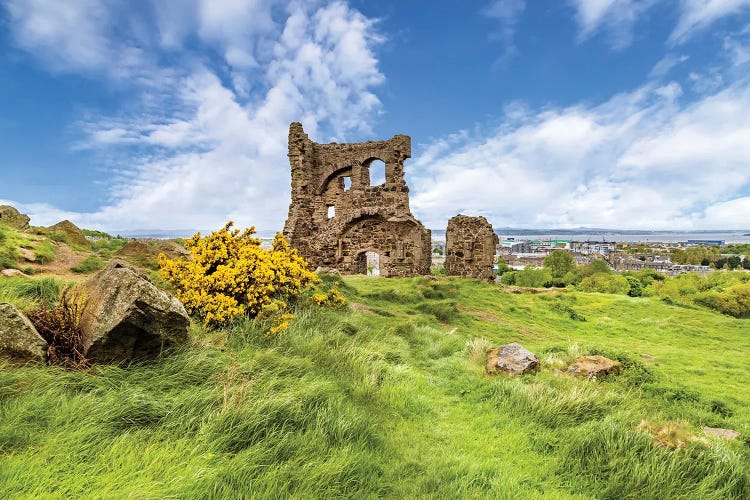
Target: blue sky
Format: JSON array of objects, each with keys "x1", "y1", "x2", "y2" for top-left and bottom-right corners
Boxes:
[{"x1": 1, "y1": 0, "x2": 750, "y2": 231}]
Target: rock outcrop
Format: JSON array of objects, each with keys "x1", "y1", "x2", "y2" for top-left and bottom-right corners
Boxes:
[
  {"x1": 0, "y1": 303, "x2": 48, "y2": 362},
  {"x1": 115, "y1": 240, "x2": 190, "y2": 260},
  {"x1": 566, "y1": 355, "x2": 622, "y2": 379},
  {"x1": 46, "y1": 220, "x2": 90, "y2": 249},
  {"x1": 486, "y1": 342, "x2": 540, "y2": 376},
  {"x1": 0, "y1": 205, "x2": 30, "y2": 230},
  {"x1": 76, "y1": 260, "x2": 189, "y2": 363},
  {"x1": 445, "y1": 215, "x2": 499, "y2": 280}
]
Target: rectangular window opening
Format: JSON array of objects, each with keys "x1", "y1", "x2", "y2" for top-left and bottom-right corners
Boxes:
[
  {"x1": 343, "y1": 176, "x2": 351, "y2": 191},
  {"x1": 327, "y1": 205, "x2": 335, "y2": 218}
]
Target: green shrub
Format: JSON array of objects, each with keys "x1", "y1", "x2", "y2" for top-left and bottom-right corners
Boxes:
[
  {"x1": 502, "y1": 268, "x2": 557, "y2": 287},
  {"x1": 70, "y1": 256, "x2": 105, "y2": 274},
  {"x1": 91, "y1": 237, "x2": 127, "y2": 253},
  {"x1": 579, "y1": 273, "x2": 630, "y2": 295},
  {"x1": 626, "y1": 276, "x2": 642, "y2": 297},
  {"x1": 695, "y1": 283, "x2": 750, "y2": 318}
]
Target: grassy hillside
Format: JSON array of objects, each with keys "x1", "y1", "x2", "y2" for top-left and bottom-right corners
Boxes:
[{"x1": 1, "y1": 275, "x2": 748, "y2": 498}]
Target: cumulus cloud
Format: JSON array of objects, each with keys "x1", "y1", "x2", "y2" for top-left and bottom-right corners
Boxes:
[
  {"x1": 408, "y1": 78, "x2": 750, "y2": 230},
  {"x1": 3, "y1": 0, "x2": 385, "y2": 231}
]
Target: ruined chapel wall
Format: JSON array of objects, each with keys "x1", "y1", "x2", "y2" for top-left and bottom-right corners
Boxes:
[
  {"x1": 445, "y1": 215, "x2": 499, "y2": 281},
  {"x1": 283, "y1": 122, "x2": 430, "y2": 277}
]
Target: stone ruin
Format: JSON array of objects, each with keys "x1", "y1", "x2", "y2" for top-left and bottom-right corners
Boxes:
[
  {"x1": 445, "y1": 215, "x2": 499, "y2": 280},
  {"x1": 283, "y1": 122, "x2": 431, "y2": 277}
]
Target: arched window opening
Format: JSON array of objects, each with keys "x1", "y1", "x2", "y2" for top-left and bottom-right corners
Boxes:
[{"x1": 369, "y1": 159, "x2": 386, "y2": 186}]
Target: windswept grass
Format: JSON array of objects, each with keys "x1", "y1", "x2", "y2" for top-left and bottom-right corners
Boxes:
[
  {"x1": 0, "y1": 276, "x2": 62, "y2": 312},
  {"x1": 70, "y1": 256, "x2": 105, "y2": 274},
  {"x1": 0, "y1": 224, "x2": 34, "y2": 270},
  {"x1": 0, "y1": 276, "x2": 748, "y2": 498}
]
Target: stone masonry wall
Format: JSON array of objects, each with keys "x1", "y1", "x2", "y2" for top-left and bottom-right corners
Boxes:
[
  {"x1": 283, "y1": 122, "x2": 431, "y2": 277},
  {"x1": 445, "y1": 215, "x2": 499, "y2": 280}
]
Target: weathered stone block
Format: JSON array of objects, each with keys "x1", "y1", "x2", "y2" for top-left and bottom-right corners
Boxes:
[
  {"x1": 76, "y1": 260, "x2": 189, "y2": 363},
  {"x1": 486, "y1": 342, "x2": 540, "y2": 376},
  {"x1": 445, "y1": 215, "x2": 499, "y2": 280},
  {"x1": 566, "y1": 355, "x2": 622, "y2": 379},
  {"x1": 0, "y1": 303, "x2": 48, "y2": 362}
]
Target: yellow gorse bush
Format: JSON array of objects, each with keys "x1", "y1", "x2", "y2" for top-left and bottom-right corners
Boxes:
[
  {"x1": 311, "y1": 286, "x2": 346, "y2": 308},
  {"x1": 158, "y1": 222, "x2": 319, "y2": 328}
]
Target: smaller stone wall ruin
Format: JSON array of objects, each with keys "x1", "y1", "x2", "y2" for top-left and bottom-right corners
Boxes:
[{"x1": 445, "y1": 215, "x2": 499, "y2": 280}]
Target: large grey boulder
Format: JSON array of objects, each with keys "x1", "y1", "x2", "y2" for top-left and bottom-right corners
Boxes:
[
  {"x1": 0, "y1": 303, "x2": 48, "y2": 362},
  {"x1": 486, "y1": 342, "x2": 540, "y2": 376},
  {"x1": 0, "y1": 205, "x2": 30, "y2": 230},
  {"x1": 76, "y1": 260, "x2": 189, "y2": 363}
]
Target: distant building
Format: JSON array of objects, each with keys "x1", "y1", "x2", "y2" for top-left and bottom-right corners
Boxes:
[
  {"x1": 571, "y1": 241, "x2": 615, "y2": 256},
  {"x1": 686, "y1": 240, "x2": 724, "y2": 246}
]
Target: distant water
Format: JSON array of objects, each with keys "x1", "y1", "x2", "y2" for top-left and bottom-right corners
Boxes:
[
  {"x1": 431, "y1": 230, "x2": 750, "y2": 244},
  {"x1": 117, "y1": 228, "x2": 750, "y2": 244}
]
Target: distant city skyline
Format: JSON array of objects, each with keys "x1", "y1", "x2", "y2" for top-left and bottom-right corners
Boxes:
[{"x1": 2, "y1": 0, "x2": 750, "y2": 231}]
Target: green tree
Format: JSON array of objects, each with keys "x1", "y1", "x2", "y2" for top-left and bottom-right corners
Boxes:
[
  {"x1": 727, "y1": 255, "x2": 742, "y2": 270},
  {"x1": 515, "y1": 268, "x2": 552, "y2": 288},
  {"x1": 626, "y1": 276, "x2": 643, "y2": 297},
  {"x1": 495, "y1": 258, "x2": 511, "y2": 276},
  {"x1": 543, "y1": 250, "x2": 575, "y2": 280}
]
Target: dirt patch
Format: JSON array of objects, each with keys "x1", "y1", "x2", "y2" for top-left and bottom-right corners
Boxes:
[
  {"x1": 26, "y1": 243, "x2": 90, "y2": 280},
  {"x1": 457, "y1": 305, "x2": 499, "y2": 323},
  {"x1": 350, "y1": 303, "x2": 372, "y2": 313}
]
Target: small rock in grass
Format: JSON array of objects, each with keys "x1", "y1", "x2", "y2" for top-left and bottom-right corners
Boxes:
[
  {"x1": 703, "y1": 427, "x2": 740, "y2": 440},
  {"x1": 566, "y1": 355, "x2": 622, "y2": 379},
  {"x1": 19, "y1": 248, "x2": 36, "y2": 262},
  {"x1": 0, "y1": 303, "x2": 48, "y2": 362},
  {"x1": 1, "y1": 269, "x2": 26, "y2": 278},
  {"x1": 485, "y1": 342, "x2": 539, "y2": 376}
]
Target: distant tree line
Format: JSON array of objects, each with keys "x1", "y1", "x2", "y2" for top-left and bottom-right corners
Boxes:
[{"x1": 497, "y1": 250, "x2": 750, "y2": 318}]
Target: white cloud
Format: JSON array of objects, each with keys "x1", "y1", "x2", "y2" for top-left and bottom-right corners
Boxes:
[
  {"x1": 568, "y1": 0, "x2": 750, "y2": 49},
  {"x1": 482, "y1": 0, "x2": 526, "y2": 60},
  {"x1": 3, "y1": 0, "x2": 385, "y2": 231},
  {"x1": 649, "y1": 53, "x2": 690, "y2": 78},
  {"x1": 568, "y1": 0, "x2": 650, "y2": 49},
  {"x1": 671, "y1": 0, "x2": 750, "y2": 43},
  {"x1": 408, "y1": 79, "x2": 750, "y2": 230}
]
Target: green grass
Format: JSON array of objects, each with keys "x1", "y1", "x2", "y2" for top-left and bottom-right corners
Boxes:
[
  {"x1": 0, "y1": 224, "x2": 34, "y2": 270},
  {"x1": 70, "y1": 256, "x2": 105, "y2": 274},
  {"x1": 0, "y1": 276, "x2": 62, "y2": 312},
  {"x1": 33, "y1": 241, "x2": 56, "y2": 264},
  {"x1": 0, "y1": 277, "x2": 748, "y2": 498}
]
